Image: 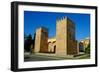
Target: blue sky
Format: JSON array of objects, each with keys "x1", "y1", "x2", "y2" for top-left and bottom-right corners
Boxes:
[{"x1": 24, "y1": 11, "x2": 90, "y2": 41}]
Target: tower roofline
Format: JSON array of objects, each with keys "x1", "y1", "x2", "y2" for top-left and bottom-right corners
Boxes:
[
  {"x1": 36, "y1": 26, "x2": 49, "y2": 31},
  {"x1": 56, "y1": 16, "x2": 75, "y2": 25},
  {"x1": 57, "y1": 16, "x2": 67, "y2": 22},
  {"x1": 67, "y1": 17, "x2": 75, "y2": 25}
]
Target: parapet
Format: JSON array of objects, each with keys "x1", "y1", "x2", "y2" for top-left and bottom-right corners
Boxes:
[{"x1": 56, "y1": 16, "x2": 67, "y2": 22}]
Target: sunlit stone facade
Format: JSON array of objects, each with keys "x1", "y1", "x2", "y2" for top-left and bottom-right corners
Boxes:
[{"x1": 34, "y1": 17, "x2": 79, "y2": 56}]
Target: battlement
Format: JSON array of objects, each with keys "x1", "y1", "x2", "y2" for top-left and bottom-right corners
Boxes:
[
  {"x1": 56, "y1": 17, "x2": 75, "y2": 32},
  {"x1": 57, "y1": 16, "x2": 67, "y2": 22},
  {"x1": 56, "y1": 16, "x2": 75, "y2": 25},
  {"x1": 34, "y1": 16, "x2": 78, "y2": 55}
]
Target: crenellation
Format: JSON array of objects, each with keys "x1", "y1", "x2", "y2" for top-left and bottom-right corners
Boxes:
[{"x1": 34, "y1": 16, "x2": 79, "y2": 56}]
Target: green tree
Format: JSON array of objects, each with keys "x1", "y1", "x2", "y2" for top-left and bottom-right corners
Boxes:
[
  {"x1": 24, "y1": 34, "x2": 32, "y2": 52},
  {"x1": 85, "y1": 43, "x2": 90, "y2": 54}
]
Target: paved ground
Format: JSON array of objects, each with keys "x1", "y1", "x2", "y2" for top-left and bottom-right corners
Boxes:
[
  {"x1": 24, "y1": 54, "x2": 58, "y2": 61},
  {"x1": 24, "y1": 53, "x2": 90, "y2": 62}
]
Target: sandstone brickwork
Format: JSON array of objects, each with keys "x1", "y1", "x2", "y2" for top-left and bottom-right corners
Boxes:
[
  {"x1": 56, "y1": 17, "x2": 78, "y2": 56},
  {"x1": 34, "y1": 27, "x2": 48, "y2": 53},
  {"x1": 34, "y1": 17, "x2": 79, "y2": 56}
]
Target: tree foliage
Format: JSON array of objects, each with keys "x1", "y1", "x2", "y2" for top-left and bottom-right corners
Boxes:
[
  {"x1": 24, "y1": 34, "x2": 32, "y2": 52},
  {"x1": 85, "y1": 43, "x2": 90, "y2": 54},
  {"x1": 24, "y1": 33, "x2": 36, "y2": 52}
]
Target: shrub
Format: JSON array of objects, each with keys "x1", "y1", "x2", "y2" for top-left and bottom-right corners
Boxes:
[{"x1": 85, "y1": 44, "x2": 90, "y2": 54}]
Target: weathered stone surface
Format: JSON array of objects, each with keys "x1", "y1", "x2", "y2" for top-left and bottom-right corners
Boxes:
[
  {"x1": 34, "y1": 17, "x2": 79, "y2": 56},
  {"x1": 56, "y1": 17, "x2": 78, "y2": 56},
  {"x1": 34, "y1": 27, "x2": 48, "y2": 53}
]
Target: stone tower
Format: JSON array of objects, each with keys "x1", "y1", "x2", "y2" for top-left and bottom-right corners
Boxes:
[
  {"x1": 34, "y1": 27, "x2": 48, "y2": 53},
  {"x1": 56, "y1": 17, "x2": 78, "y2": 56}
]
